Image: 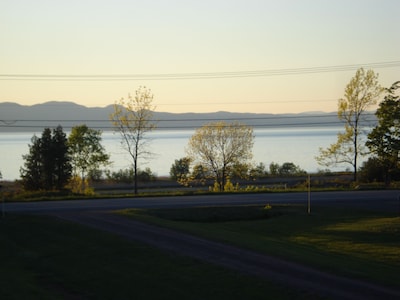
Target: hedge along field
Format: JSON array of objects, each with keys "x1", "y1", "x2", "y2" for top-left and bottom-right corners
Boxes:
[
  {"x1": 120, "y1": 204, "x2": 400, "y2": 288},
  {"x1": 0, "y1": 214, "x2": 315, "y2": 300}
]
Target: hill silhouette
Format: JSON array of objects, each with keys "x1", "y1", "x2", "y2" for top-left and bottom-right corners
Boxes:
[{"x1": 0, "y1": 101, "x2": 376, "y2": 132}]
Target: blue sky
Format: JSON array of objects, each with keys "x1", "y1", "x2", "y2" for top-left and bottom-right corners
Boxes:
[{"x1": 1, "y1": 0, "x2": 399, "y2": 113}]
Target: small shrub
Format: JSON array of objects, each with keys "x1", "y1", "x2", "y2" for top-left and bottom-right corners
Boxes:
[
  {"x1": 67, "y1": 176, "x2": 94, "y2": 195},
  {"x1": 224, "y1": 179, "x2": 238, "y2": 192},
  {"x1": 263, "y1": 204, "x2": 272, "y2": 210}
]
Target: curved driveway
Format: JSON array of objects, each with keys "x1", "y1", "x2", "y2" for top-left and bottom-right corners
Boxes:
[{"x1": 4, "y1": 190, "x2": 400, "y2": 299}]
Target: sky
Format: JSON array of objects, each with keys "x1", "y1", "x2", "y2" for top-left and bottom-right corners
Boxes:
[{"x1": 1, "y1": 0, "x2": 399, "y2": 114}]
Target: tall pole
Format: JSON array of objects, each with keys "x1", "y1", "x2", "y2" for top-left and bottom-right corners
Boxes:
[
  {"x1": 2, "y1": 194, "x2": 4, "y2": 218},
  {"x1": 308, "y1": 174, "x2": 311, "y2": 215},
  {"x1": 0, "y1": 175, "x2": 4, "y2": 217},
  {"x1": 398, "y1": 195, "x2": 400, "y2": 217}
]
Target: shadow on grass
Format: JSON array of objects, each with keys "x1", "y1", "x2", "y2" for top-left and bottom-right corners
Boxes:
[
  {"x1": 119, "y1": 204, "x2": 400, "y2": 287},
  {"x1": 0, "y1": 214, "x2": 313, "y2": 300}
]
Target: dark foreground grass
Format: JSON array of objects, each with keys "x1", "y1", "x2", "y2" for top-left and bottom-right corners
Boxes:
[
  {"x1": 120, "y1": 204, "x2": 400, "y2": 288},
  {"x1": 0, "y1": 214, "x2": 315, "y2": 300}
]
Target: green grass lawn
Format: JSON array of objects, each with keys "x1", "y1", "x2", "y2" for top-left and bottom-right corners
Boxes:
[
  {"x1": 0, "y1": 214, "x2": 315, "y2": 300},
  {"x1": 119, "y1": 204, "x2": 400, "y2": 288},
  {"x1": 2, "y1": 204, "x2": 398, "y2": 299}
]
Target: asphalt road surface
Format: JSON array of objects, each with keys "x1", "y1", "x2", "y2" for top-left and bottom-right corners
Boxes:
[
  {"x1": 4, "y1": 190, "x2": 400, "y2": 299},
  {"x1": 4, "y1": 190, "x2": 400, "y2": 213}
]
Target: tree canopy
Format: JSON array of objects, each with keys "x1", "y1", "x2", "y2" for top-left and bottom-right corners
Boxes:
[
  {"x1": 20, "y1": 126, "x2": 71, "y2": 190},
  {"x1": 366, "y1": 81, "x2": 400, "y2": 183},
  {"x1": 170, "y1": 157, "x2": 191, "y2": 185},
  {"x1": 186, "y1": 121, "x2": 254, "y2": 191},
  {"x1": 68, "y1": 124, "x2": 110, "y2": 192},
  {"x1": 316, "y1": 68, "x2": 383, "y2": 181}
]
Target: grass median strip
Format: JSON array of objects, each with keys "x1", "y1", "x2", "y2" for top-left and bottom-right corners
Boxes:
[{"x1": 118, "y1": 204, "x2": 400, "y2": 287}]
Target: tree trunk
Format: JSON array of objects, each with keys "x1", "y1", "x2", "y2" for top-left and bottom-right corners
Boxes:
[
  {"x1": 353, "y1": 125, "x2": 358, "y2": 182},
  {"x1": 134, "y1": 160, "x2": 138, "y2": 195},
  {"x1": 353, "y1": 155, "x2": 357, "y2": 182},
  {"x1": 221, "y1": 168, "x2": 226, "y2": 191}
]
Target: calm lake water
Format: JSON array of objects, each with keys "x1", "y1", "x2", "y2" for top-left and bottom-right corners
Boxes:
[{"x1": 0, "y1": 127, "x2": 353, "y2": 180}]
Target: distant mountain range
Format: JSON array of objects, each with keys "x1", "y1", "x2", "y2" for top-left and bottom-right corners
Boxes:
[{"x1": 0, "y1": 101, "x2": 377, "y2": 132}]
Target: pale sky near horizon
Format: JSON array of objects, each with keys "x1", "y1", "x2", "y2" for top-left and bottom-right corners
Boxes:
[{"x1": 1, "y1": 0, "x2": 399, "y2": 114}]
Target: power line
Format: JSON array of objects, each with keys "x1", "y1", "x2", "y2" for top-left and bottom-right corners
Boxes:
[
  {"x1": 1, "y1": 61, "x2": 399, "y2": 81},
  {"x1": 0, "y1": 112, "x2": 376, "y2": 123},
  {"x1": 0, "y1": 115, "x2": 377, "y2": 131},
  {"x1": 0, "y1": 122, "x2": 345, "y2": 130},
  {"x1": 157, "y1": 98, "x2": 338, "y2": 106}
]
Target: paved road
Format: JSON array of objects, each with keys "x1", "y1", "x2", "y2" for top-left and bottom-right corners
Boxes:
[
  {"x1": 4, "y1": 190, "x2": 400, "y2": 299},
  {"x1": 4, "y1": 190, "x2": 400, "y2": 213}
]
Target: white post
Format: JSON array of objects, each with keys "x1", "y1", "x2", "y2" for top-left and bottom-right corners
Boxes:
[
  {"x1": 308, "y1": 174, "x2": 311, "y2": 215},
  {"x1": 2, "y1": 195, "x2": 4, "y2": 218}
]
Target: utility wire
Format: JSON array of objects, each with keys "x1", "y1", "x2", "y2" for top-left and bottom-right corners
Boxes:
[
  {"x1": 0, "y1": 112, "x2": 376, "y2": 123},
  {"x1": 1, "y1": 61, "x2": 399, "y2": 81},
  {"x1": 0, "y1": 122, "x2": 346, "y2": 130},
  {"x1": 158, "y1": 98, "x2": 338, "y2": 106},
  {"x1": 0, "y1": 117, "x2": 377, "y2": 130}
]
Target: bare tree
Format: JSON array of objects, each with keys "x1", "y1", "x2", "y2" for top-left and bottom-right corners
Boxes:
[{"x1": 110, "y1": 87, "x2": 156, "y2": 194}]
